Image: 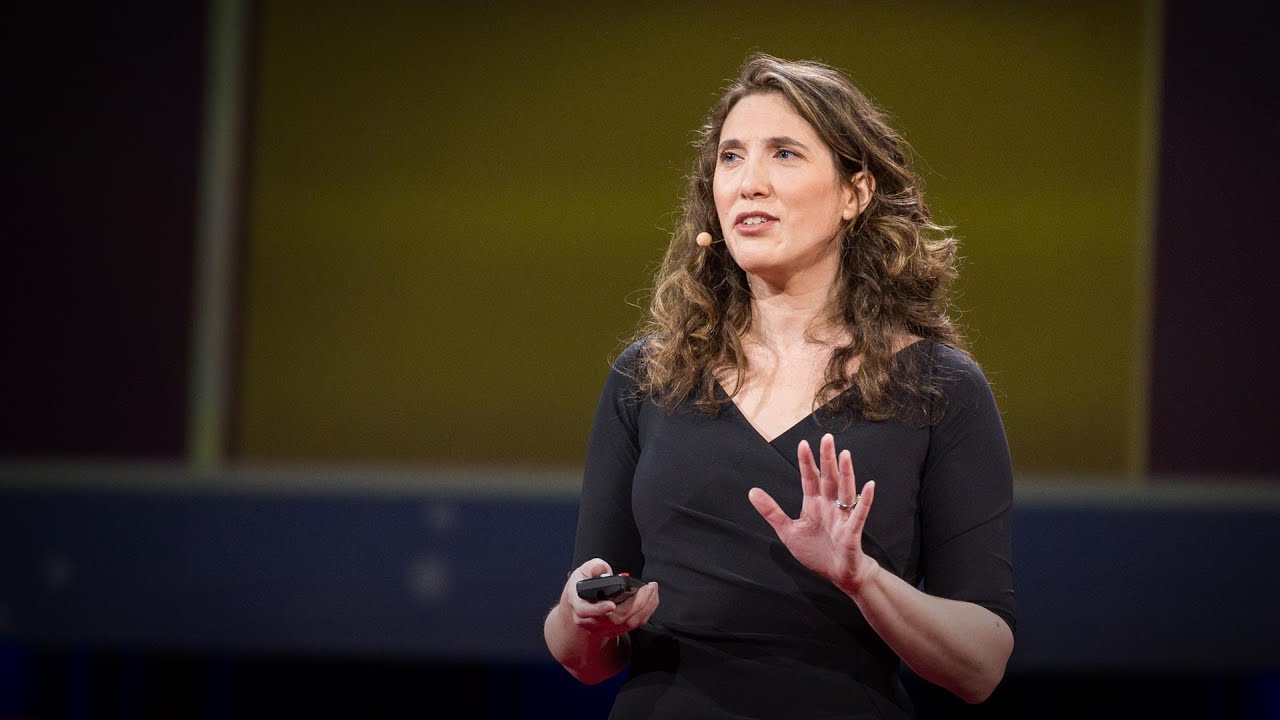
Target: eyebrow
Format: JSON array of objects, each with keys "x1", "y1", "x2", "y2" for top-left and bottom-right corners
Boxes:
[{"x1": 717, "y1": 135, "x2": 811, "y2": 153}]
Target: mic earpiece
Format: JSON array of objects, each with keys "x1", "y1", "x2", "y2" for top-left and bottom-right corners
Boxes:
[{"x1": 696, "y1": 232, "x2": 714, "y2": 247}]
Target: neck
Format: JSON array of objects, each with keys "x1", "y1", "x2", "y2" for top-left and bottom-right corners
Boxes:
[{"x1": 745, "y1": 281, "x2": 844, "y2": 353}]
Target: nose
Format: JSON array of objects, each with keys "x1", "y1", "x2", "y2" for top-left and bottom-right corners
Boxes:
[{"x1": 739, "y1": 156, "x2": 771, "y2": 198}]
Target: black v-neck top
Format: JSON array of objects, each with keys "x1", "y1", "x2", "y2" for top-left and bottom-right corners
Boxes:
[{"x1": 571, "y1": 338, "x2": 1016, "y2": 719}]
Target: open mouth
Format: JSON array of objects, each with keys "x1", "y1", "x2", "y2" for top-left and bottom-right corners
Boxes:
[{"x1": 734, "y1": 212, "x2": 779, "y2": 232}]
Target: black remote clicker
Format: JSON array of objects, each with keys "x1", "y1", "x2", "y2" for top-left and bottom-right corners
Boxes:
[{"x1": 576, "y1": 573, "x2": 646, "y2": 602}]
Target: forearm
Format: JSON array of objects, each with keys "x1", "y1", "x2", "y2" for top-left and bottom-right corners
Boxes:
[
  {"x1": 543, "y1": 602, "x2": 631, "y2": 685},
  {"x1": 845, "y1": 560, "x2": 1013, "y2": 703}
]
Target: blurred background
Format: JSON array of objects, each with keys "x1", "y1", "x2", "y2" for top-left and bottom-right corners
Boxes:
[{"x1": 3, "y1": 0, "x2": 1277, "y2": 717}]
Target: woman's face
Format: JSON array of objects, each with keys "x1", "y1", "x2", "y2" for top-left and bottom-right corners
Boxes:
[{"x1": 712, "y1": 92, "x2": 861, "y2": 292}]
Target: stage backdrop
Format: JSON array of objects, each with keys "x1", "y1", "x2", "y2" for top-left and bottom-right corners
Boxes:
[{"x1": 236, "y1": 2, "x2": 1154, "y2": 479}]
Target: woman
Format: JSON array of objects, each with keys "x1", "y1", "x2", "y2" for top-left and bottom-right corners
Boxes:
[{"x1": 544, "y1": 52, "x2": 1015, "y2": 719}]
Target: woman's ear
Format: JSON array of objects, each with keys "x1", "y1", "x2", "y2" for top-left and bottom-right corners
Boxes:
[{"x1": 841, "y1": 170, "x2": 876, "y2": 221}]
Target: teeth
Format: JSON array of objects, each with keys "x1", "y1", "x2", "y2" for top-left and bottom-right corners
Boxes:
[{"x1": 742, "y1": 216, "x2": 769, "y2": 225}]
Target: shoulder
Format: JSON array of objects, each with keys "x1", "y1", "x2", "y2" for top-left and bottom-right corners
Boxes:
[
  {"x1": 602, "y1": 337, "x2": 653, "y2": 400},
  {"x1": 596, "y1": 336, "x2": 654, "y2": 408},
  {"x1": 902, "y1": 339, "x2": 982, "y2": 382},
  {"x1": 610, "y1": 336, "x2": 651, "y2": 376},
  {"x1": 902, "y1": 339, "x2": 998, "y2": 413},
  {"x1": 922, "y1": 341, "x2": 983, "y2": 379},
  {"x1": 912, "y1": 341, "x2": 1005, "y2": 426}
]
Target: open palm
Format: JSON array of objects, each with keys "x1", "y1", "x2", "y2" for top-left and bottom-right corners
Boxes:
[{"x1": 747, "y1": 433, "x2": 878, "y2": 590}]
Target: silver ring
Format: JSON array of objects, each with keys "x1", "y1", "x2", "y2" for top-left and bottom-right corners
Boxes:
[{"x1": 835, "y1": 495, "x2": 859, "y2": 511}]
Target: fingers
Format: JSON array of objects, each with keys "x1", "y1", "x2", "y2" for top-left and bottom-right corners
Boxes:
[
  {"x1": 799, "y1": 434, "x2": 861, "y2": 507},
  {"x1": 818, "y1": 433, "x2": 839, "y2": 501},
  {"x1": 613, "y1": 581, "x2": 660, "y2": 627},
  {"x1": 851, "y1": 480, "x2": 875, "y2": 525},
  {"x1": 563, "y1": 558, "x2": 660, "y2": 638},
  {"x1": 859, "y1": 479, "x2": 875, "y2": 509},
  {"x1": 575, "y1": 558, "x2": 613, "y2": 581},
  {"x1": 748, "y1": 487, "x2": 790, "y2": 531},
  {"x1": 797, "y1": 439, "x2": 819, "y2": 497},
  {"x1": 574, "y1": 580, "x2": 660, "y2": 636},
  {"x1": 838, "y1": 447, "x2": 857, "y2": 509},
  {"x1": 566, "y1": 558, "x2": 617, "y2": 610}
]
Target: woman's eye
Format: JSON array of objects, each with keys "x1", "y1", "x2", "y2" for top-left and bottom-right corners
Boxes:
[
  {"x1": 720, "y1": 151, "x2": 741, "y2": 164},
  {"x1": 776, "y1": 149, "x2": 797, "y2": 160}
]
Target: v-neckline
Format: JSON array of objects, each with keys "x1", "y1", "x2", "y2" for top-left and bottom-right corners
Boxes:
[
  {"x1": 716, "y1": 379, "x2": 849, "y2": 448},
  {"x1": 715, "y1": 338, "x2": 930, "y2": 448}
]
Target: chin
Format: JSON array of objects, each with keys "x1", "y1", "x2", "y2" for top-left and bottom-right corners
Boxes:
[{"x1": 727, "y1": 247, "x2": 774, "y2": 272}]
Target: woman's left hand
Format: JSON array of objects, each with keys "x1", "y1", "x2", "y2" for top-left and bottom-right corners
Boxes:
[{"x1": 748, "y1": 432, "x2": 878, "y2": 592}]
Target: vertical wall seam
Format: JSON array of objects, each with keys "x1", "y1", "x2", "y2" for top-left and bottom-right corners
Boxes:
[
  {"x1": 188, "y1": 0, "x2": 249, "y2": 472},
  {"x1": 1129, "y1": 0, "x2": 1165, "y2": 481}
]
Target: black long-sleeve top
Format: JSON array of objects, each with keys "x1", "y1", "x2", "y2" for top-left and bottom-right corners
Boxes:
[{"x1": 571, "y1": 338, "x2": 1016, "y2": 719}]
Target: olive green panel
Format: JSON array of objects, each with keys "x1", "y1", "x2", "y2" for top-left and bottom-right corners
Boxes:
[{"x1": 237, "y1": 1, "x2": 1150, "y2": 473}]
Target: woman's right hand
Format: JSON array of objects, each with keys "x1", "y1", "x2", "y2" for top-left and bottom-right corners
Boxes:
[
  {"x1": 545, "y1": 558, "x2": 659, "y2": 684},
  {"x1": 559, "y1": 557, "x2": 659, "y2": 640}
]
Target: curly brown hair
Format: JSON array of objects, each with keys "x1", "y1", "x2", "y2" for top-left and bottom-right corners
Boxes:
[{"x1": 629, "y1": 52, "x2": 967, "y2": 424}]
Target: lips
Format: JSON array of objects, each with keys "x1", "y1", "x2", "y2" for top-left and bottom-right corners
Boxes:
[
  {"x1": 734, "y1": 211, "x2": 779, "y2": 226},
  {"x1": 733, "y1": 211, "x2": 779, "y2": 236}
]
